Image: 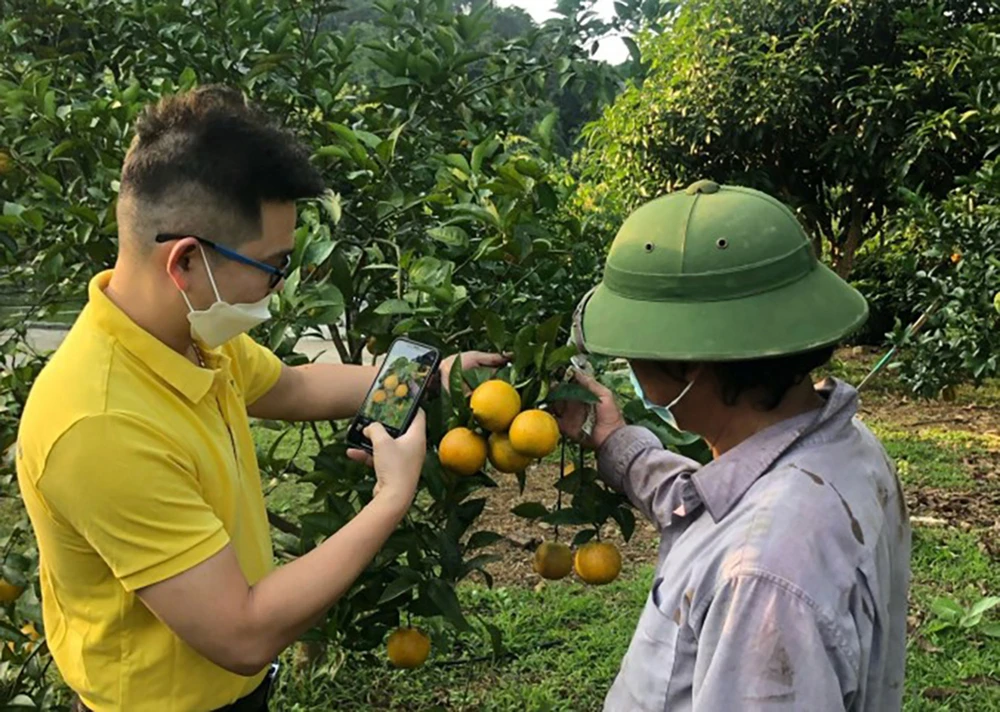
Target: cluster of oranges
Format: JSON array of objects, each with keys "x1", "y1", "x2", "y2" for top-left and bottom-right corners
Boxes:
[
  {"x1": 533, "y1": 539, "x2": 622, "y2": 586},
  {"x1": 371, "y1": 373, "x2": 409, "y2": 403},
  {"x1": 438, "y1": 380, "x2": 560, "y2": 476},
  {"x1": 384, "y1": 380, "x2": 622, "y2": 670}
]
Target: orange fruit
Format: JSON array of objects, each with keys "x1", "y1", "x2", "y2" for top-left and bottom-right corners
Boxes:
[
  {"x1": 533, "y1": 541, "x2": 572, "y2": 580},
  {"x1": 366, "y1": 337, "x2": 381, "y2": 355},
  {"x1": 7, "y1": 622, "x2": 40, "y2": 653},
  {"x1": 951, "y1": 252, "x2": 962, "y2": 264},
  {"x1": 21, "y1": 622, "x2": 39, "y2": 642},
  {"x1": 0, "y1": 151, "x2": 11, "y2": 175},
  {"x1": 470, "y1": 380, "x2": 521, "y2": 433},
  {"x1": 438, "y1": 427, "x2": 487, "y2": 476},
  {"x1": 488, "y1": 433, "x2": 532, "y2": 474},
  {"x1": 387, "y1": 627, "x2": 430, "y2": 669},
  {"x1": 394, "y1": 384, "x2": 409, "y2": 398},
  {"x1": 508, "y1": 410, "x2": 560, "y2": 458},
  {"x1": 372, "y1": 389, "x2": 388, "y2": 404},
  {"x1": 384, "y1": 374, "x2": 400, "y2": 390},
  {"x1": 0, "y1": 579, "x2": 23, "y2": 603},
  {"x1": 574, "y1": 541, "x2": 622, "y2": 586}
]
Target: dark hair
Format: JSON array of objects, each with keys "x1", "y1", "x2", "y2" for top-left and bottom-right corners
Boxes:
[
  {"x1": 120, "y1": 85, "x2": 325, "y2": 227},
  {"x1": 657, "y1": 345, "x2": 836, "y2": 411}
]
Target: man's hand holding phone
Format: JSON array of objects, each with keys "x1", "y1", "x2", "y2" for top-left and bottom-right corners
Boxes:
[{"x1": 347, "y1": 410, "x2": 427, "y2": 511}]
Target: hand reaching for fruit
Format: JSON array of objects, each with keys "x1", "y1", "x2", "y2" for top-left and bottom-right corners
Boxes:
[
  {"x1": 552, "y1": 370, "x2": 626, "y2": 450},
  {"x1": 438, "y1": 351, "x2": 510, "y2": 394}
]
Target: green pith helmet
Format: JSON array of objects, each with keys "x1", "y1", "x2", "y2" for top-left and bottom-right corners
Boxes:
[{"x1": 579, "y1": 180, "x2": 868, "y2": 361}]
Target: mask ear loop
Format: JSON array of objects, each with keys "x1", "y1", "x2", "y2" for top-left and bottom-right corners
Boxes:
[
  {"x1": 179, "y1": 243, "x2": 222, "y2": 312},
  {"x1": 197, "y1": 243, "x2": 224, "y2": 304}
]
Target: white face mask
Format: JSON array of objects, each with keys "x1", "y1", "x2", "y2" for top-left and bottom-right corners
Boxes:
[
  {"x1": 629, "y1": 366, "x2": 702, "y2": 445},
  {"x1": 180, "y1": 244, "x2": 273, "y2": 349}
]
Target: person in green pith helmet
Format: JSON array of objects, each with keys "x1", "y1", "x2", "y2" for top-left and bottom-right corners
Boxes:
[{"x1": 554, "y1": 180, "x2": 910, "y2": 712}]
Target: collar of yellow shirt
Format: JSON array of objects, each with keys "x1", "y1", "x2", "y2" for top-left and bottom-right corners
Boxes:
[{"x1": 87, "y1": 269, "x2": 231, "y2": 403}]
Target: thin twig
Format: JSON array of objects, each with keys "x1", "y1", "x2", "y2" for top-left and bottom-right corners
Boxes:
[
  {"x1": 267, "y1": 510, "x2": 301, "y2": 536},
  {"x1": 431, "y1": 640, "x2": 563, "y2": 667}
]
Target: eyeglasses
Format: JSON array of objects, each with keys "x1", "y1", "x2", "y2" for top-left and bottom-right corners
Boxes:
[{"x1": 155, "y1": 233, "x2": 290, "y2": 290}]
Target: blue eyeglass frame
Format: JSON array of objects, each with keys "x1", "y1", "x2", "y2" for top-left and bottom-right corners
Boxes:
[{"x1": 155, "y1": 233, "x2": 289, "y2": 290}]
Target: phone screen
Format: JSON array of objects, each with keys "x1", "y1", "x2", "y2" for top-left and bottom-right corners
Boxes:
[{"x1": 348, "y1": 338, "x2": 440, "y2": 450}]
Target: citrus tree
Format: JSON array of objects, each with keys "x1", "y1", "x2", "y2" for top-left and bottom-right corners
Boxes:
[
  {"x1": 0, "y1": 0, "x2": 670, "y2": 694},
  {"x1": 580, "y1": 0, "x2": 1000, "y2": 278}
]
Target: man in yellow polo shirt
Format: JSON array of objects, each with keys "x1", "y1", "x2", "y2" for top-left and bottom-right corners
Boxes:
[{"x1": 15, "y1": 85, "x2": 502, "y2": 711}]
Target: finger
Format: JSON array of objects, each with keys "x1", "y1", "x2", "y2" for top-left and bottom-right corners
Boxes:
[
  {"x1": 400, "y1": 409, "x2": 427, "y2": 443},
  {"x1": 347, "y1": 449, "x2": 375, "y2": 467},
  {"x1": 364, "y1": 422, "x2": 393, "y2": 448},
  {"x1": 469, "y1": 352, "x2": 510, "y2": 367},
  {"x1": 573, "y1": 368, "x2": 609, "y2": 397}
]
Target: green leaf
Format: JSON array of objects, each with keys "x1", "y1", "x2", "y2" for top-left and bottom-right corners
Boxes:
[
  {"x1": 282, "y1": 268, "x2": 301, "y2": 304},
  {"x1": 535, "y1": 111, "x2": 557, "y2": 148},
  {"x1": 483, "y1": 311, "x2": 507, "y2": 351},
  {"x1": 409, "y1": 256, "x2": 452, "y2": 288},
  {"x1": 537, "y1": 183, "x2": 557, "y2": 211},
  {"x1": 449, "y1": 352, "x2": 471, "y2": 420},
  {"x1": 511, "y1": 502, "x2": 549, "y2": 519},
  {"x1": 427, "y1": 226, "x2": 469, "y2": 248},
  {"x1": 466, "y1": 531, "x2": 504, "y2": 550},
  {"x1": 36, "y1": 173, "x2": 61, "y2": 193},
  {"x1": 374, "y1": 299, "x2": 413, "y2": 315},
  {"x1": 178, "y1": 66, "x2": 198, "y2": 91},
  {"x1": 572, "y1": 529, "x2": 598, "y2": 547},
  {"x1": 513, "y1": 325, "x2": 535, "y2": 372},
  {"x1": 377, "y1": 569, "x2": 423, "y2": 605},
  {"x1": 535, "y1": 314, "x2": 563, "y2": 346},
  {"x1": 515, "y1": 469, "x2": 527, "y2": 495},
  {"x1": 930, "y1": 597, "x2": 964, "y2": 621},
  {"x1": 483, "y1": 622, "x2": 505, "y2": 657},
  {"x1": 545, "y1": 383, "x2": 600, "y2": 404},
  {"x1": 968, "y1": 596, "x2": 1000, "y2": 618},
  {"x1": 448, "y1": 203, "x2": 501, "y2": 229},
  {"x1": 981, "y1": 623, "x2": 1000, "y2": 638},
  {"x1": 612, "y1": 506, "x2": 636, "y2": 542},
  {"x1": 426, "y1": 579, "x2": 471, "y2": 631},
  {"x1": 546, "y1": 344, "x2": 578, "y2": 369},
  {"x1": 623, "y1": 36, "x2": 642, "y2": 63},
  {"x1": 471, "y1": 138, "x2": 500, "y2": 174}
]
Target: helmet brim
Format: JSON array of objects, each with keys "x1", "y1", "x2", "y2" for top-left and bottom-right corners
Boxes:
[{"x1": 581, "y1": 263, "x2": 869, "y2": 361}]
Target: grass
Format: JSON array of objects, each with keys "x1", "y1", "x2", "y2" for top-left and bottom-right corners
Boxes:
[
  {"x1": 904, "y1": 527, "x2": 1000, "y2": 710},
  {"x1": 870, "y1": 424, "x2": 984, "y2": 489},
  {"x1": 272, "y1": 576, "x2": 648, "y2": 711},
  {"x1": 266, "y1": 526, "x2": 1000, "y2": 711}
]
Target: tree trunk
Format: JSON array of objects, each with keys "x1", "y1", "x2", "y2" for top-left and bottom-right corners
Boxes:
[{"x1": 834, "y1": 203, "x2": 865, "y2": 278}]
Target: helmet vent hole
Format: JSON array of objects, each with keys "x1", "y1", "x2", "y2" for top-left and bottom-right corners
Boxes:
[
  {"x1": 716, "y1": 238, "x2": 729, "y2": 250},
  {"x1": 644, "y1": 242, "x2": 654, "y2": 252}
]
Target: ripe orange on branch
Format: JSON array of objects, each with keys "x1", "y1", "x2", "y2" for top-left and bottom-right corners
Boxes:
[
  {"x1": 386, "y1": 627, "x2": 430, "y2": 669},
  {"x1": 574, "y1": 541, "x2": 622, "y2": 585},
  {"x1": 509, "y1": 409, "x2": 560, "y2": 458},
  {"x1": 439, "y1": 427, "x2": 487, "y2": 476},
  {"x1": 470, "y1": 380, "x2": 521, "y2": 433},
  {"x1": 488, "y1": 433, "x2": 532, "y2": 473}
]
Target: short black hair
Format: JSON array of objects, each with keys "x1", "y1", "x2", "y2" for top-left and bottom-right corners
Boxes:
[
  {"x1": 120, "y1": 85, "x2": 325, "y2": 228},
  {"x1": 655, "y1": 346, "x2": 836, "y2": 411}
]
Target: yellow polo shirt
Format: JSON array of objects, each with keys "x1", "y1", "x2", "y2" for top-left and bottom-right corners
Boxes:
[{"x1": 16, "y1": 271, "x2": 283, "y2": 711}]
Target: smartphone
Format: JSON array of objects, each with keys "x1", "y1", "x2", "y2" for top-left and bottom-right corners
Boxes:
[{"x1": 345, "y1": 337, "x2": 441, "y2": 453}]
